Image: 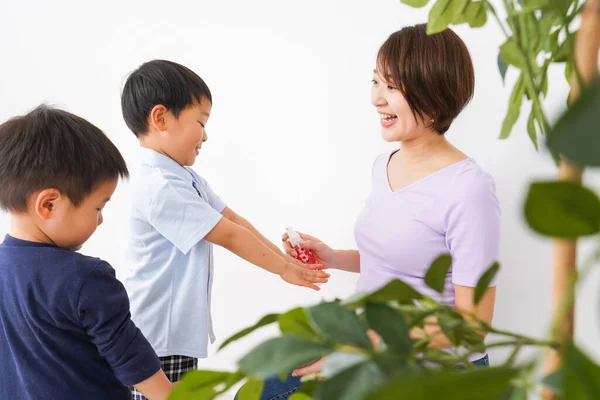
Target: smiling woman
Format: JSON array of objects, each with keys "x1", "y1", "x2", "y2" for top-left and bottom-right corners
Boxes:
[{"x1": 251, "y1": 23, "x2": 501, "y2": 400}]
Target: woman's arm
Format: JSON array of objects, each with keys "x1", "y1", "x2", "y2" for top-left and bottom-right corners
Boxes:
[
  {"x1": 331, "y1": 249, "x2": 361, "y2": 273},
  {"x1": 282, "y1": 232, "x2": 361, "y2": 273},
  {"x1": 409, "y1": 285, "x2": 496, "y2": 349}
]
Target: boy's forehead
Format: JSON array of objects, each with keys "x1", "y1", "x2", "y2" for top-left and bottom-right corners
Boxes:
[
  {"x1": 193, "y1": 98, "x2": 212, "y2": 116},
  {"x1": 91, "y1": 179, "x2": 118, "y2": 199}
]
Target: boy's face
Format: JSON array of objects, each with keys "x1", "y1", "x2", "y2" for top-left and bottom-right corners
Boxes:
[
  {"x1": 162, "y1": 99, "x2": 211, "y2": 166},
  {"x1": 38, "y1": 179, "x2": 118, "y2": 251}
]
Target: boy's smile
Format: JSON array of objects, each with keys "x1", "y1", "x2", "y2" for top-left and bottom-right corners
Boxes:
[{"x1": 140, "y1": 97, "x2": 212, "y2": 167}]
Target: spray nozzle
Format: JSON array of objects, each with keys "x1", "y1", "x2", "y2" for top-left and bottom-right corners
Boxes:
[{"x1": 286, "y1": 226, "x2": 302, "y2": 247}]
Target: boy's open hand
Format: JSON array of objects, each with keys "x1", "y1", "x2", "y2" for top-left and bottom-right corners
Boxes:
[{"x1": 280, "y1": 263, "x2": 330, "y2": 290}]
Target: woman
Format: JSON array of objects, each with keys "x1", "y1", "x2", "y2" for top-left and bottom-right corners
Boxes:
[{"x1": 258, "y1": 23, "x2": 500, "y2": 400}]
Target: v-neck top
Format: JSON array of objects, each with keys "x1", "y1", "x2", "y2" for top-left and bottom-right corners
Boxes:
[{"x1": 354, "y1": 151, "x2": 501, "y2": 305}]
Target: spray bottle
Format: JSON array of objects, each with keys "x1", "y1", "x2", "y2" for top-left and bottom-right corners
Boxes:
[{"x1": 286, "y1": 226, "x2": 318, "y2": 265}]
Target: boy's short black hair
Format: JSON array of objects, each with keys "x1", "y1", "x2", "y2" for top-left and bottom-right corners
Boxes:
[
  {"x1": 121, "y1": 59, "x2": 212, "y2": 137},
  {"x1": 0, "y1": 105, "x2": 129, "y2": 212}
]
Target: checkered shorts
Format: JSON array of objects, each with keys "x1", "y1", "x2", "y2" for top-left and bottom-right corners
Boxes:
[{"x1": 130, "y1": 355, "x2": 198, "y2": 400}]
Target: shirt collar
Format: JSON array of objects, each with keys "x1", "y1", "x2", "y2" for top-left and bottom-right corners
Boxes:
[
  {"x1": 1, "y1": 235, "x2": 56, "y2": 248},
  {"x1": 139, "y1": 147, "x2": 195, "y2": 185}
]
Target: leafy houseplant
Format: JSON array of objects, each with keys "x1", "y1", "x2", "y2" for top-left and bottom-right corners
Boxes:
[{"x1": 169, "y1": 0, "x2": 600, "y2": 398}]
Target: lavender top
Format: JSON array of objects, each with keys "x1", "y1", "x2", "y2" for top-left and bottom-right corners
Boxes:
[{"x1": 354, "y1": 151, "x2": 501, "y2": 305}]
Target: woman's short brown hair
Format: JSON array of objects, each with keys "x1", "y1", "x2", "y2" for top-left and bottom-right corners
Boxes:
[{"x1": 376, "y1": 24, "x2": 474, "y2": 134}]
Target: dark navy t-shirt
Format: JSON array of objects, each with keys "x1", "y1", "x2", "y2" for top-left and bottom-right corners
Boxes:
[{"x1": 0, "y1": 235, "x2": 161, "y2": 400}]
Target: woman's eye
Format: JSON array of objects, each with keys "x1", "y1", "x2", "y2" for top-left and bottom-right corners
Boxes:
[
  {"x1": 371, "y1": 79, "x2": 378, "y2": 85},
  {"x1": 387, "y1": 85, "x2": 396, "y2": 91}
]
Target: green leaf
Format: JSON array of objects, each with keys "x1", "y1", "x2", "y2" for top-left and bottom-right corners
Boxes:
[
  {"x1": 401, "y1": 0, "x2": 431, "y2": 7},
  {"x1": 555, "y1": 34, "x2": 575, "y2": 62},
  {"x1": 437, "y1": 309, "x2": 466, "y2": 345},
  {"x1": 498, "y1": 386, "x2": 528, "y2": 400},
  {"x1": 168, "y1": 370, "x2": 237, "y2": 400},
  {"x1": 542, "y1": 368, "x2": 564, "y2": 397},
  {"x1": 521, "y1": 0, "x2": 570, "y2": 12},
  {"x1": 344, "y1": 279, "x2": 423, "y2": 309},
  {"x1": 237, "y1": 377, "x2": 264, "y2": 400},
  {"x1": 499, "y1": 74, "x2": 525, "y2": 139},
  {"x1": 540, "y1": 66, "x2": 549, "y2": 98},
  {"x1": 547, "y1": 79, "x2": 600, "y2": 167},
  {"x1": 219, "y1": 313, "x2": 279, "y2": 350},
  {"x1": 523, "y1": 13, "x2": 541, "y2": 52},
  {"x1": 289, "y1": 394, "x2": 313, "y2": 400},
  {"x1": 365, "y1": 303, "x2": 412, "y2": 354},
  {"x1": 525, "y1": 181, "x2": 600, "y2": 238},
  {"x1": 475, "y1": 262, "x2": 500, "y2": 305},
  {"x1": 565, "y1": 342, "x2": 600, "y2": 399},
  {"x1": 321, "y1": 352, "x2": 369, "y2": 378},
  {"x1": 294, "y1": 381, "x2": 318, "y2": 396},
  {"x1": 315, "y1": 362, "x2": 385, "y2": 400},
  {"x1": 497, "y1": 53, "x2": 509, "y2": 83},
  {"x1": 424, "y1": 254, "x2": 452, "y2": 294},
  {"x1": 367, "y1": 367, "x2": 518, "y2": 399},
  {"x1": 544, "y1": 29, "x2": 560, "y2": 54},
  {"x1": 427, "y1": 0, "x2": 469, "y2": 34},
  {"x1": 278, "y1": 308, "x2": 321, "y2": 341},
  {"x1": 307, "y1": 302, "x2": 372, "y2": 349},
  {"x1": 464, "y1": 1, "x2": 487, "y2": 28},
  {"x1": 565, "y1": 59, "x2": 573, "y2": 83},
  {"x1": 239, "y1": 336, "x2": 333, "y2": 378},
  {"x1": 527, "y1": 112, "x2": 539, "y2": 150},
  {"x1": 500, "y1": 38, "x2": 527, "y2": 69}
]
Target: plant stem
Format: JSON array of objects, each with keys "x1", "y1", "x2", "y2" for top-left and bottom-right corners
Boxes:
[
  {"x1": 566, "y1": 23, "x2": 587, "y2": 93},
  {"x1": 484, "y1": 339, "x2": 559, "y2": 351},
  {"x1": 486, "y1": 0, "x2": 511, "y2": 39}
]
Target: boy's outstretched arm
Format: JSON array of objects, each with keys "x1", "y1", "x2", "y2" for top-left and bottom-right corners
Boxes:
[
  {"x1": 205, "y1": 216, "x2": 329, "y2": 290},
  {"x1": 221, "y1": 207, "x2": 300, "y2": 264},
  {"x1": 133, "y1": 370, "x2": 174, "y2": 400}
]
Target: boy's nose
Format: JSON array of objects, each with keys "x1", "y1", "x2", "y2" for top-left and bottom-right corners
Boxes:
[{"x1": 203, "y1": 131, "x2": 208, "y2": 142}]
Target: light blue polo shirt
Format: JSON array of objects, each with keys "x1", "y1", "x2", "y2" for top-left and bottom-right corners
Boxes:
[{"x1": 123, "y1": 147, "x2": 225, "y2": 358}]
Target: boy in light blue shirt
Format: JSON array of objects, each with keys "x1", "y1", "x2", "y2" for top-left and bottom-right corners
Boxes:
[{"x1": 120, "y1": 60, "x2": 329, "y2": 399}]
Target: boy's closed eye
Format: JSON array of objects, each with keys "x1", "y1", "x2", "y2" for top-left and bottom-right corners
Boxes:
[{"x1": 97, "y1": 198, "x2": 111, "y2": 211}]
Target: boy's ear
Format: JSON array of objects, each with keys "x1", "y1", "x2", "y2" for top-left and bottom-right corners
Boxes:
[
  {"x1": 34, "y1": 189, "x2": 63, "y2": 221},
  {"x1": 149, "y1": 105, "x2": 169, "y2": 132}
]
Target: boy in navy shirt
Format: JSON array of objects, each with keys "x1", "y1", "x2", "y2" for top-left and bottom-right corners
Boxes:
[{"x1": 0, "y1": 106, "x2": 173, "y2": 400}]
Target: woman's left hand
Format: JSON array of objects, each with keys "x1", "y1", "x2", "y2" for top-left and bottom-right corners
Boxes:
[
  {"x1": 292, "y1": 357, "x2": 326, "y2": 377},
  {"x1": 291, "y1": 330, "x2": 382, "y2": 377}
]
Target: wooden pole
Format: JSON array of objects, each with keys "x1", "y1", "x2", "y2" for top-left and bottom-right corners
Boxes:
[{"x1": 542, "y1": 2, "x2": 600, "y2": 398}]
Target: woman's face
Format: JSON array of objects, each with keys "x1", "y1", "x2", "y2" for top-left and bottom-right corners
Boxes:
[{"x1": 371, "y1": 69, "x2": 426, "y2": 143}]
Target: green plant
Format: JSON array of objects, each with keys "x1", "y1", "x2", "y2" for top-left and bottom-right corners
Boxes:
[
  {"x1": 169, "y1": 0, "x2": 600, "y2": 398},
  {"x1": 403, "y1": 0, "x2": 584, "y2": 153}
]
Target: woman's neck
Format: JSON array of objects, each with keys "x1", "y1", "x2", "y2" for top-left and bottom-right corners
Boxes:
[{"x1": 399, "y1": 131, "x2": 454, "y2": 162}]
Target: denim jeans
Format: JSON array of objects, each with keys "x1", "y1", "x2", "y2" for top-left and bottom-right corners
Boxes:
[{"x1": 245, "y1": 354, "x2": 490, "y2": 400}]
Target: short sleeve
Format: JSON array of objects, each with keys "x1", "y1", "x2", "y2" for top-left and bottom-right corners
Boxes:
[
  {"x1": 446, "y1": 172, "x2": 501, "y2": 288},
  {"x1": 193, "y1": 173, "x2": 226, "y2": 213},
  {"x1": 77, "y1": 262, "x2": 161, "y2": 386},
  {"x1": 147, "y1": 179, "x2": 223, "y2": 255}
]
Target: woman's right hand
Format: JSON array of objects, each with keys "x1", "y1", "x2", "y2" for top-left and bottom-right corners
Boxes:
[{"x1": 282, "y1": 231, "x2": 336, "y2": 269}]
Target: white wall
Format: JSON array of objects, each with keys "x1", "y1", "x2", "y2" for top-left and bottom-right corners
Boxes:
[{"x1": 2, "y1": 0, "x2": 599, "y2": 397}]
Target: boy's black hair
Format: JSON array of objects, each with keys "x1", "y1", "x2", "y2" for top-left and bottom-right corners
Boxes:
[
  {"x1": 0, "y1": 105, "x2": 129, "y2": 212},
  {"x1": 121, "y1": 59, "x2": 212, "y2": 137}
]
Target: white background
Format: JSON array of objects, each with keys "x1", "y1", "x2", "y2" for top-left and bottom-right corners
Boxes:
[{"x1": 1, "y1": 0, "x2": 599, "y2": 398}]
